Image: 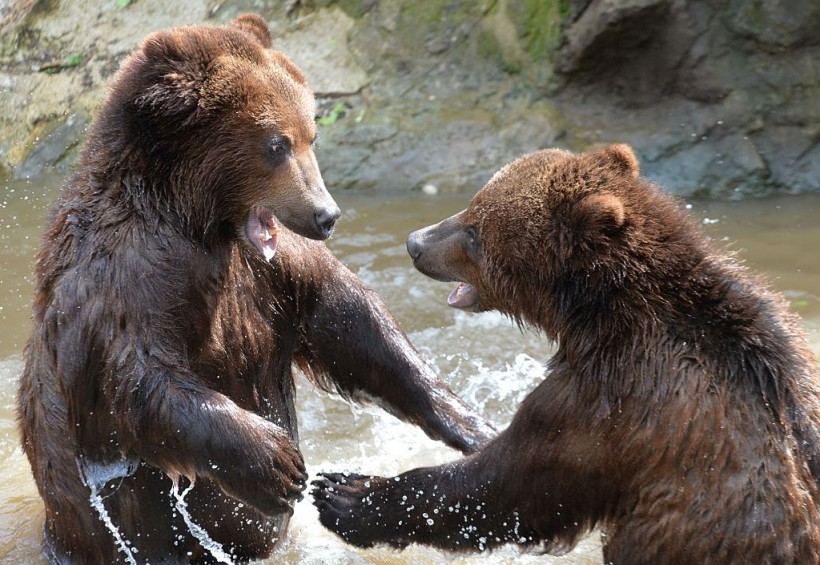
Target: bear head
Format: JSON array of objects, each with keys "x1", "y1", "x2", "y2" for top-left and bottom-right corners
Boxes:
[
  {"x1": 407, "y1": 144, "x2": 694, "y2": 337},
  {"x1": 92, "y1": 14, "x2": 339, "y2": 258}
]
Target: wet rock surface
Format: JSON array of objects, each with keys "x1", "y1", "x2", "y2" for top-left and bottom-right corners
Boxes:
[{"x1": 1, "y1": 0, "x2": 818, "y2": 198}]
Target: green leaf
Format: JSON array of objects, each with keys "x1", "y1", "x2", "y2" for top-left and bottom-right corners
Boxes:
[
  {"x1": 317, "y1": 102, "x2": 347, "y2": 126},
  {"x1": 37, "y1": 54, "x2": 83, "y2": 73},
  {"x1": 115, "y1": 0, "x2": 132, "y2": 8}
]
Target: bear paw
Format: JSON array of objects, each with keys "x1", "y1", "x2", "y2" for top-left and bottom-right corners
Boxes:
[
  {"x1": 311, "y1": 472, "x2": 396, "y2": 548},
  {"x1": 213, "y1": 425, "x2": 307, "y2": 516}
]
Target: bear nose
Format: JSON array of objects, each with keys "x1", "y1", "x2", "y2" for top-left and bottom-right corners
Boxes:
[
  {"x1": 315, "y1": 206, "x2": 341, "y2": 238},
  {"x1": 406, "y1": 232, "x2": 422, "y2": 259}
]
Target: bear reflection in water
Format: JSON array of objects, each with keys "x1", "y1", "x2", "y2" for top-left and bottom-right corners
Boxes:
[
  {"x1": 16, "y1": 14, "x2": 494, "y2": 564},
  {"x1": 313, "y1": 145, "x2": 820, "y2": 564}
]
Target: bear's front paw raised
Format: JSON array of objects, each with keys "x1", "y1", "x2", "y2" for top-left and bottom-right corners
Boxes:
[
  {"x1": 214, "y1": 425, "x2": 307, "y2": 516},
  {"x1": 311, "y1": 472, "x2": 396, "y2": 548}
]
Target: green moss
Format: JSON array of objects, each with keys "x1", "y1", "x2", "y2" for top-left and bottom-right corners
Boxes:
[
  {"x1": 477, "y1": 26, "x2": 522, "y2": 73},
  {"x1": 509, "y1": 0, "x2": 570, "y2": 59},
  {"x1": 476, "y1": 28, "x2": 502, "y2": 63},
  {"x1": 400, "y1": 0, "x2": 448, "y2": 24},
  {"x1": 325, "y1": 0, "x2": 371, "y2": 18},
  {"x1": 396, "y1": 0, "x2": 485, "y2": 48},
  {"x1": 317, "y1": 102, "x2": 347, "y2": 126}
]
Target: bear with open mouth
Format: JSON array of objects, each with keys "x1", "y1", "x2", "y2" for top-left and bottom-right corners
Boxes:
[
  {"x1": 313, "y1": 145, "x2": 820, "y2": 563},
  {"x1": 17, "y1": 14, "x2": 494, "y2": 564}
]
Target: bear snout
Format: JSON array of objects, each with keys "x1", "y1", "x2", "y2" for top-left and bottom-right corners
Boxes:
[
  {"x1": 315, "y1": 205, "x2": 341, "y2": 239},
  {"x1": 406, "y1": 231, "x2": 423, "y2": 260},
  {"x1": 275, "y1": 188, "x2": 340, "y2": 241},
  {"x1": 405, "y1": 217, "x2": 469, "y2": 283}
]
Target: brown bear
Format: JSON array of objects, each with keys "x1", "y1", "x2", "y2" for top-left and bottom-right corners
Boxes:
[
  {"x1": 16, "y1": 14, "x2": 494, "y2": 564},
  {"x1": 312, "y1": 145, "x2": 820, "y2": 563}
]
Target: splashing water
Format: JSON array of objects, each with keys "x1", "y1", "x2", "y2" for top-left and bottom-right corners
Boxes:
[
  {"x1": 169, "y1": 476, "x2": 235, "y2": 564},
  {"x1": 76, "y1": 455, "x2": 139, "y2": 565}
]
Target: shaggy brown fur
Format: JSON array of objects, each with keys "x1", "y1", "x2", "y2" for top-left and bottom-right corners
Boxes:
[
  {"x1": 313, "y1": 145, "x2": 820, "y2": 563},
  {"x1": 17, "y1": 15, "x2": 493, "y2": 564}
]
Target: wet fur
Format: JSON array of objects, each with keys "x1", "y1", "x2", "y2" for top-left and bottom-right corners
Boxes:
[
  {"x1": 17, "y1": 15, "x2": 493, "y2": 563},
  {"x1": 313, "y1": 145, "x2": 820, "y2": 563}
]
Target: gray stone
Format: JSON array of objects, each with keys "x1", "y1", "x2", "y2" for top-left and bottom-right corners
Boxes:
[
  {"x1": 642, "y1": 141, "x2": 717, "y2": 196},
  {"x1": 700, "y1": 134, "x2": 769, "y2": 199},
  {"x1": 754, "y1": 126, "x2": 820, "y2": 194},
  {"x1": 14, "y1": 112, "x2": 88, "y2": 179},
  {"x1": 276, "y1": 7, "x2": 369, "y2": 96},
  {"x1": 557, "y1": 0, "x2": 671, "y2": 73},
  {"x1": 1, "y1": 0, "x2": 819, "y2": 199},
  {"x1": 724, "y1": 0, "x2": 820, "y2": 48}
]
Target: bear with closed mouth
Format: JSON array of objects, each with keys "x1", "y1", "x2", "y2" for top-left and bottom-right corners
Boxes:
[
  {"x1": 17, "y1": 14, "x2": 493, "y2": 564},
  {"x1": 313, "y1": 145, "x2": 820, "y2": 563}
]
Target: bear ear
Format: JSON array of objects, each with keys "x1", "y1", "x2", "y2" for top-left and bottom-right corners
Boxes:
[
  {"x1": 600, "y1": 144, "x2": 639, "y2": 179},
  {"x1": 557, "y1": 193, "x2": 625, "y2": 260},
  {"x1": 229, "y1": 14, "x2": 273, "y2": 48},
  {"x1": 134, "y1": 31, "x2": 210, "y2": 119},
  {"x1": 576, "y1": 193, "x2": 625, "y2": 231}
]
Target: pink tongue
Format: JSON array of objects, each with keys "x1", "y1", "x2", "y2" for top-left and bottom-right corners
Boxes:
[
  {"x1": 447, "y1": 283, "x2": 478, "y2": 309},
  {"x1": 245, "y1": 210, "x2": 279, "y2": 262}
]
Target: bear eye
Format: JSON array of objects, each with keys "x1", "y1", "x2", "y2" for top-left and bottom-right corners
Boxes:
[
  {"x1": 268, "y1": 137, "x2": 291, "y2": 163},
  {"x1": 465, "y1": 226, "x2": 480, "y2": 252}
]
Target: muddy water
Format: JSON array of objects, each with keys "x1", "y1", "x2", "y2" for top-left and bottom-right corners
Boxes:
[{"x1": 1, "y1": 173, "x2": 819, "y2": 564}]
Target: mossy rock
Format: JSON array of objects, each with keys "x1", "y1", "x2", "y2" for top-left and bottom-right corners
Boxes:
[
  {"x1": 394, "y1": 0, "x2": 489, "y2": 55},
  {"x1": 324, "y1": 0, "x2": 374, "y2": 19},
  {"x1": 507, "y1": 0, "x2": 571, "y2": 59}
]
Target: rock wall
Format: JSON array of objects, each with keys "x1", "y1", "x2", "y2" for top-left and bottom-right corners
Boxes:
[{"x1": 1, "y1": 0, "x2": 818, "y2": 197}]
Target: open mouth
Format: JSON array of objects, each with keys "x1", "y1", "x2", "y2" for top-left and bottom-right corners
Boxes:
[
  {"x1": 245, "y1": 207, "x2": 281, "y2": 261},
  {"x1": 447, "y1": 282, "x2": 479, "y2": 309}
]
